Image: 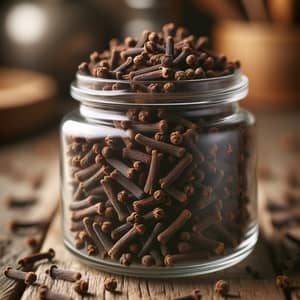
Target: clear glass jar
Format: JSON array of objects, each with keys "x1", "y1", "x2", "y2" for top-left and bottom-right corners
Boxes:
[{"x1": 60, "y1": 71, "x2": 257, "y2": 278}]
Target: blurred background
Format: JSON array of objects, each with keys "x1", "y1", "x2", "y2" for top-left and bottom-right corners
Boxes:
[{"x1": 0, "y1": 0, "x2": 300, "y2": 141}]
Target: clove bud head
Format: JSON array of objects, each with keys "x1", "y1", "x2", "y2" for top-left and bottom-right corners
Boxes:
[
  {"x1": 276, "y1": 275, "x2": 291, "y2": 290},
  {"x1": 104, "y1": 277, "x2": 117, "y2": 292},
  {"x1": 214, "y1": 280, "x2": 229, "y2": 296}
]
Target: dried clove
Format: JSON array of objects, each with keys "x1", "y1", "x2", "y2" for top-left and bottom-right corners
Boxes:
[
  {"x1": 46, "y1": 265, "x2": 81, "y2": 282},
  {"x1": 101, "y1": 175, "x2": 129, "y2": 222},
  {"x1": 214, "y1": 280, "x2": 229, "y2": 296},
  {"x1": 18, "y1": 248, "x2": 55, "y2": 267},
  {"x1": 9, "y1": 219, "x2": 48, "y2": 234},
  {"x1": 4, "y1": 267, "x2": 37, "y2": 285},
  {"x1": 174, "y1": 289, "x2": 202, "y2": 300},
  {"x1": 138, "y1": 222, "x2": 164, "y2": 257},
  {"x1": 38, "y1": 285, "x2": 72, "y2": 300},
  {"x1": 119, "y1": 253, "x2": 133, "y2": 266},
  {"x1": 108, "y1": 223, "x2": 145, "y2": 259},
  {"x1": 135, "y1": 133, "x2": 186, "y2": 158},
  {"x1": 157, "y1": 210, "x2": 192, "y2": 244},
  {"x1": 104, "y1": 277, "x2": 118, "y2": 292},
  {"x1": 141, "y1": 254, "x2": 155, "y2": 266},
  {"x1": 74, "y1": 279, "x2": 89, "y2": 295},
  {"x1": 144, "y1": 150, "x2": 161, "y2": 194},
  {"x1": 5, "y1": 195, "x2": 37, "y2": 208},
  {"x1": 110, "y1": 170, "x2": 144, "y2": 199},
  {"x1": 159, "y1": 153, "x2": 192, "y2": 188}
]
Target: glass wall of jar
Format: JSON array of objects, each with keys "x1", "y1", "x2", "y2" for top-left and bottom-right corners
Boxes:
[{"x1": 60, "y1": 71, "x2": 257, "y2": 278}]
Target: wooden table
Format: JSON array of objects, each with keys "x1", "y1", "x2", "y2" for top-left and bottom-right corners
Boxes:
[{"x1": 0, "y1": 113, "x2": 299, "y2": 300}]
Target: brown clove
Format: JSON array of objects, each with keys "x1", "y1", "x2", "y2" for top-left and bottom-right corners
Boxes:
[
  {"x1": 4, "y1": 267, "x2": 37, "y2": 285},
  {"x1": 46, "y1": 265, "x2": 81, "y2": 282},
  {"x1": 18, "y1": 248, "x2": 55, "y2": 267}
]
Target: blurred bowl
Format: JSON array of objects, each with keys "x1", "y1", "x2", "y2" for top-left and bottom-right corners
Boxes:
[
  {"x1": 214, "y1": 21, "x2": 300, "y2": 111},
  {"x1": 0, "y1": 1, "x2": 111, "y2": 96},
  {"x1": 0, "y1": 68, "x2": 58, "y2": 142}
]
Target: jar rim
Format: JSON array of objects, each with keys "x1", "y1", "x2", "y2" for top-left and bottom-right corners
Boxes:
[{"x1": 70, "y1": 70, "x2": 248, "y2": 107}]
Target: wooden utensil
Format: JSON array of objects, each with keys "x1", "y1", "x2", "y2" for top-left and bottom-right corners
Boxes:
[
  {"x1": 268, "y1": 0, "x2": 294, "y2": 24},
  {"x1": 242, "y1": 0, "x2": 268, "y2": 21},
  {"x1": 193, "y1": 0, "x2": 244, "y2": 20},
  {"x1": 0, "y1": 68, "x2": 58, "y2": 141},
  {"x1": 214, "y1": 21, "x2": 300, "y2": 111}
]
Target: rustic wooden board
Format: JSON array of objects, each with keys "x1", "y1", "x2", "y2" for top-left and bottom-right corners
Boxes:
[
  {"x1": 21, "y1": 213, "x2": 283, "y2": 300},
  {"x1": 0, "y1": 132, "x2": 60, "y2": 300},
  {"x1": 257, "y1": 113, "x2": 300, "y2": 299}
]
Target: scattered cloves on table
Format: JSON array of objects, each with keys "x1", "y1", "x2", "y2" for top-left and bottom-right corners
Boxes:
[
  {"x1": 276, "y1": 275, "x2": 291, "y2": 290},
  {"x1": 214, "y1": 280, "x2": 240, "y2": 298},
  {"x1": 214, "y1": 280, "x2": 230, "y2": 296},
  {"x1": 26, "y1": 234, "x2": 43, "y2": 251},
  {"x1": 9, "y1": 219, "x2": 48, "y2": 234},
  {"x1": 74, "y1": 279, "x2": 89, "y2": 295},
  {"x1": 104, "y1": 277, "x2": 118, "y2": 292},
  {"x1": 18, "y1": 248, "x2": 55, "y2": 267},
  {"x1": 38, "y1": 285, "x2": 73, "y2": 300},
  {"x1": 173, "y1": 289, "x2": 202, "y2": 300},
  {"x1": 4, "y1": 267, "x2": 37, "y2": 285},
  {"x1": 5, "y1": 195, "x2": 38, "y2": 208},
  {"x1": 46, "y1": 265, "x2": 81, "y2": 282}
]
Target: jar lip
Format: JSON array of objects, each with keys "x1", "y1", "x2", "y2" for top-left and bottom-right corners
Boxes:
[{"x1": 71, "y1": 70, "x2": 248, "y2": 107}]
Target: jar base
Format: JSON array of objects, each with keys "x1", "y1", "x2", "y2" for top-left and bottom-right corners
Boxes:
[{"x1": 64, "y1": 222, "x2": 258, "y2": 278}]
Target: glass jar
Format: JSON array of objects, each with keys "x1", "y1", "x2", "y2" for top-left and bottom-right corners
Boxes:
[{"x1": 60, "y1": 71, "x2": 257, "y2": 278}]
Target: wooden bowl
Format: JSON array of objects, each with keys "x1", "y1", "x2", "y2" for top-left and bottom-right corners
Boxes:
[
  {"x1": 0, "y1": 68, "x2": 58, "y2": 141},
  {"x1": 213, "y1": 21, "x2": 300, "y2": 111}
]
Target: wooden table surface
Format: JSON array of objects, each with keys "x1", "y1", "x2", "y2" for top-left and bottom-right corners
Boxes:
[{"x1": 0, "y1": 112, "x2": 299, "y2": 300}]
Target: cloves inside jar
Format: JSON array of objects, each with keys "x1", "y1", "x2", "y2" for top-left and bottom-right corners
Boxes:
[{"x1": 61, "y1": 23, "x2": 257, "y2": 278}]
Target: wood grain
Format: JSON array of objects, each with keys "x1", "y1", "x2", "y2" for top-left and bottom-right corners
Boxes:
[
  {"x1": 268, "y1": 0, "x2": 295, "y2": 24},
  {"x1": 0, "y1": 132, "x2": 59, "y2": 300},
  {"x1": 257, "y1": 113, "x2": 300, "y2": 267},
  {"x1": 257, "y1": 113, "x2": 300, "y2": 300},
  {"x1": 21, "y1": 213, "x2": 283, "y2": 300}
]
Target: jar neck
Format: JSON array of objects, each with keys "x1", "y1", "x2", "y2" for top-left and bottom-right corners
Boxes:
[
  {"x1": 79, "y1": 102, "x2": 240, "y2": 122},
  {"x1": 71, "y1": 71, "x2": 248, "y2": 108},
  {"x1": 73, "y1": 71, "x2": 248, "y2": 123}
]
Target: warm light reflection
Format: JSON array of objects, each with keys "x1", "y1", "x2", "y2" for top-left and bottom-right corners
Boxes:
[
  {"x1": 125, "y1": 0, "x2": 156, "y2": 9},
  {"x1": 5, "y1": 3, "x2": 47, "y2": 44}
]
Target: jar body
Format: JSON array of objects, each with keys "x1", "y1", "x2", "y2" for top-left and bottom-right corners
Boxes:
[{"x1": 60, "y1": 100, "x2": 257, "y2": 277}]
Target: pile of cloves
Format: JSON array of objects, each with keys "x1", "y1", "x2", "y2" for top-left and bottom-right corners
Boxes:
[
  {"x1": 64, "y1": 104, "x2": 252, "y2": 267},
  {"x1": 78, "y1": 23, "x2": 240, "y2": 93}
]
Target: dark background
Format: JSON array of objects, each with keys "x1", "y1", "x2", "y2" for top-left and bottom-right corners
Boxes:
[{"x1": 0, "y1": 0, "x2": 299, "y2": 142}]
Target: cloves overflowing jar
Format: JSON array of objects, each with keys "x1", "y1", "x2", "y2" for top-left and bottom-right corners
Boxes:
[{"x1": 60, "y1": 24, "x2": 258, "y2": 278}]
